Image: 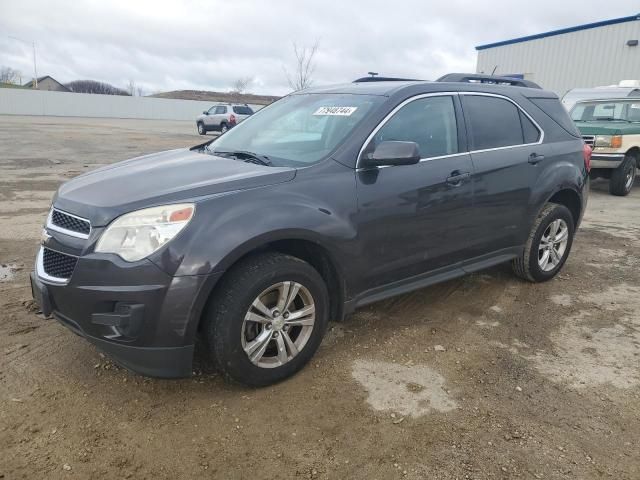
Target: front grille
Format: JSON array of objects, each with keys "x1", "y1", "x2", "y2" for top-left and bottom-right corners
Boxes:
[
  {"x1": 42, "y1": 248, "x2": 78, "y2": 279},
  {"x1": 51, "y1": 209, "x2": 91, "y2": 236},
  {"x1": 582, "y1": 135, "x2": 595, "y2": 147}
]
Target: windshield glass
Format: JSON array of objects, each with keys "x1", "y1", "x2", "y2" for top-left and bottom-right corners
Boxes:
[
  {"x1": 571, "y1": 100, "x2": 640, "y2": 122},
  {"x1": 207, "y1": 93, "x2": 383, "y2": 167}
]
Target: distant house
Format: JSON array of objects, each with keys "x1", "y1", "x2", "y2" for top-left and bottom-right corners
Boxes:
[{"x1": 23, "y1": 76, "x2": 70, "y2": 92}]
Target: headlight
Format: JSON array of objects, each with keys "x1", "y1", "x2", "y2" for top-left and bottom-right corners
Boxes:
[
  {"x1": 95, "y1": 203, "x2": 195, "y2": 262},
  {"x1": 594, "y1": 135, "x2": 622, "y2": 148}
]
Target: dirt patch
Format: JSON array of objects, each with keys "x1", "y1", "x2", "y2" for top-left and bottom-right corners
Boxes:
[{"x1": 352, "y1": 359, "x2": 457, "y2": 417}]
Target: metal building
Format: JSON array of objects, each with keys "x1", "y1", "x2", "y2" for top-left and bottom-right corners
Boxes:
[{"x1": 475, "y1": 14, "x2": 640, "y2": 96}]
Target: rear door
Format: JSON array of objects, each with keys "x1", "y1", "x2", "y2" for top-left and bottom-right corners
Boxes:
[
  {"x1": 355, "y1": 94, "x2": 475, "y2": 290},
  {"x1": 214, "y1": 106, "x2": 228, "y2": 128},
  {"x1": 460, "y1": 93, "x2": 546, "y2": 255}
]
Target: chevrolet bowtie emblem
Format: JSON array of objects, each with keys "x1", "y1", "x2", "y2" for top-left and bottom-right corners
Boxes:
[{"x1": 41, "y1": 229, "x2": 51, "y2": 245}]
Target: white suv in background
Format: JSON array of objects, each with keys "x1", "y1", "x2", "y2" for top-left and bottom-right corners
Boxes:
[{"x1": 197, "y1": 104, "x2": 254, "y2": 135}]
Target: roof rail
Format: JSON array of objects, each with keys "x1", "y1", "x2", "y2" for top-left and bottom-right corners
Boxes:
[
  {"x1": 436, "y1": 73, "x2": 542, "y2": 89},
  {"x1": 353, "y1": 76, "x2": 423, "y2": 83}
]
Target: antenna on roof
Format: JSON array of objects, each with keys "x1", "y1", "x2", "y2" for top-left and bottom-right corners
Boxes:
[{"x1": 367, "y1": 71, "x2": 379, "y2": 78}]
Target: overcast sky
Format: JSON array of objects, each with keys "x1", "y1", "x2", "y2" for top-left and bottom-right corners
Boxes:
[{"x1": 0, "y1": 1, "x2": 636, "y2": 95}]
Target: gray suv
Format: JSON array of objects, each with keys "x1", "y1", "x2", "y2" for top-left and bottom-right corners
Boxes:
[
  {"x1": 31, "y1": 74, "x2": 589, "y2": 387},
  {"x1": 197, "y1": 103, "x2": 254, "y2": 135}
]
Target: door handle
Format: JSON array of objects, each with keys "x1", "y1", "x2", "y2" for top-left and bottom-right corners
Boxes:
[
  {"x1": 528, "y1": 153, "x2": 545, "y2": 165},
  {"x1": 446, "y1": 171, "x2": 471, "y2": 186}
]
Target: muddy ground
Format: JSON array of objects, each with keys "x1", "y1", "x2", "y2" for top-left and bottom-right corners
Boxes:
[{"x1": 1, "y1": 115, "x2": 639, "y2": 479}]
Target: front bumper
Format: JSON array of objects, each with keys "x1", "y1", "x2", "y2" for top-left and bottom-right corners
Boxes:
[
  {"x1": 590, "y1": 153, "x2": 625, "y2": 169},
  {"x1": 31, "y1": 247, "x2": 221, "y2": 378}
]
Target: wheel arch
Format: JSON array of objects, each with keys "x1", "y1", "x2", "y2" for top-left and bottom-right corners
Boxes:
[
  {"x1": 626, "y1": 146, "x2": 640, "y2": 167},
  {"x1": 546, "y1": 188, "x2": 582, "y2": 228},
  {"x1": 193, "y1": 233, "x2": 347, "y2": 341}
]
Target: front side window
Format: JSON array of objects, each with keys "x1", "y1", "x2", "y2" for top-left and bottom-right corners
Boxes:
[
  {"x1": 208, "y1": 94, "x2": 383, "y2": 167},
  {"x1": 463, "y1": 95, "x2": 531, "y2": 150},
  {"x1": 365, "y1": 96, "x2": 459, "y2": 159},
  {"x1": 215, "y1": 106, "x2": 228, "y2": 114}
]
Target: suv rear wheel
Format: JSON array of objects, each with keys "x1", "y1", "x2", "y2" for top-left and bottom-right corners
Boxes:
[
  {"x1": 609, "y1": 154, "x2": 636, "y2": 196},
  {"x1": 204, "y1": 252, "x2": 329, "y2": 386},
  {"x1": 220, "y1": 122, "x2": 229, "y2": 134},
  {"x1": 512, "y1": 203, "x2": 575, "y2": 282}
]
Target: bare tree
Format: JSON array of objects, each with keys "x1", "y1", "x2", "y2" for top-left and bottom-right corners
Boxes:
[
  {"x1": 0, "y1": 66, "x2": 21, "y2": 84},
  {"x1": 136, "y1": 86, "x2": 145, "y2": 97},
  {"x1": 230, "y1": 77, "x2": 253, "y2": 94},
  {"x1": 65, "y1": 80, "x2": 130, "y2": 96},
  {"x1": 127, "y1": 79, "x2": 137, "y2": 96},
  {"x1": 283, "y1": 40, "x2": 319, "y2": 92}
]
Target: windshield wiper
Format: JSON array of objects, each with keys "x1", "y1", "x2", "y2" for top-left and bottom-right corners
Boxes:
[{"x1": 211, "y1": 150, "x2": 272, "y2": 166}]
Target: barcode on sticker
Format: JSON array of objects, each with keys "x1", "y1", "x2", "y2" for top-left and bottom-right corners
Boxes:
[{"x1": 313, "y1": 106, "x2": 358, "y2": 116}]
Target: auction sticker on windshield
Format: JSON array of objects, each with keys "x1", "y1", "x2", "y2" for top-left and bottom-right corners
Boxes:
[{"x1": 313, "y1": 106, "x2": 358, "y2": 116}]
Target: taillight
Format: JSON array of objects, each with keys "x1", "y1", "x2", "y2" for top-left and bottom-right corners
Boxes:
[
  {"x1": 229, "y1": 114, "x2": 237, "y2": 125},
  {"x1": 583, "y1": 143, "x2": 592, "y2": 173}
]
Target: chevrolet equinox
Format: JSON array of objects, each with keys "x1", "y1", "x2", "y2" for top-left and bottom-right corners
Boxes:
[{"x1": 31, "y1": 74, "x2": 590, "y2": 386}]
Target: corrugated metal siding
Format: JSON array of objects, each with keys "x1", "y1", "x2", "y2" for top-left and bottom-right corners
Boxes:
[
  {"x1": 0, "y1": 88, "x2": 264, "y2": 120},
  {"x1": 476, "y1": 20, "x2": 640, "y2": 96}
]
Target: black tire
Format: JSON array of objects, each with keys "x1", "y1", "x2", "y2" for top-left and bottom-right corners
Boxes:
[
  {"x1": 204, "y1": 252, "x2": 329, "y2": 387},
  {"x1": 609, "y1": 155, "x2": 636, "y2": 196},
  {"x1": 197, "y1": 122, "x2": 206, "y2": 135},
  {"x1": 512, "y1": 203, "x2": 575, "y2": 283},
  {"x1": 220, "y1": 122, "x2": 229, "y2": 134}
]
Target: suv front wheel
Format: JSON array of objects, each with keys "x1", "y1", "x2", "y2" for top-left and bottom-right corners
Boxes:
[
  {"x1": 204, "y1": 252, "x2": 329, "y2": 386},
  {"x1": 512, "y1": 203, "x2": 575, "y2": 282}
]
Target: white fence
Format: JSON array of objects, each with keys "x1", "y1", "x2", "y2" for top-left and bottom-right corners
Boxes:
[{"x1": 0, "y1": 88, "x2": 264, "y2": 121}]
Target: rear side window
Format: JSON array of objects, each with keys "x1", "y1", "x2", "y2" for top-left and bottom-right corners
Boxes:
[
  {"x1": 462, "y1": 95, "x2": 524, "y2": 150},
  {"x1": 369, "y1": 96, "x2": 459, "y2": 159},
  {"x1": 233, "y1": 106, "x2": 254, "y2": 115},
  {"x1": 529, "y1": 97, "x2": 581, "y2": 137},
  {"x1": 520, "y1": 111, "x2": 541, "y2": 144}
]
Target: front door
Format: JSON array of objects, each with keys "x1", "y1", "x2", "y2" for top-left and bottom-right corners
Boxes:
[{"x1": 355, "y1": 94, "x2": 475, "y2": 291}]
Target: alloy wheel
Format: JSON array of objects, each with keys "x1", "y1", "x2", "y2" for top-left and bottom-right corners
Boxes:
[
  {"x1": 241, "y1": 281, "x2": 315, "y2": 368},
  {"x1": 538, "y1": 218, "x2": 569, "y2": 272}
]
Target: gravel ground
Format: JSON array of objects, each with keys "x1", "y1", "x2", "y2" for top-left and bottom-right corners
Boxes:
[{"x1": 1, "y1": 115, "x2": 639, "y2": 480}]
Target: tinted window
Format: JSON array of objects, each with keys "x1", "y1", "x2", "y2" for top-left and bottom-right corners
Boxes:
[
  {"x1": 530, "y1": 97, "x2": 580, "y2": 137},
  {"x1": 233, "y1": 106, "x2": 254, "y2": 115},
  {"x1": 520, "y1": 110, "x2": 540, "y2": 144},
  {"x1": 463, "y1": 95, "x2": 523, "y2": 150},
  {"x1": 215, "y1": 106, "x2": 227, "y2": 114},
  {"x1": 368, "y1": 96, "x2": 458, "y2": 159}
]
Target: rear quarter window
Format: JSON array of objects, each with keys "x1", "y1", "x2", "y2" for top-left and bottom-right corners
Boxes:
[
  {"x1": 529, "y1": 97, "x2": 581, "y2": 137},
  {"x1": 233, "y1": 106, "x2": 254, "y2": 115}
]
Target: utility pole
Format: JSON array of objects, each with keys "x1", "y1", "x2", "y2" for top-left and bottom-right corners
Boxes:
[{"x1": 8, "y1": 36, "x2": 38, "y2": 88}]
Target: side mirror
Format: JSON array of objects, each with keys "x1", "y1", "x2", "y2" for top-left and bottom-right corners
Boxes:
[
  {"x1": 203, "y1": 110, "x2": 208, "y2": 115},
  {"x1": 361, "y1": 141, "x2": 421, "y2": 168}
]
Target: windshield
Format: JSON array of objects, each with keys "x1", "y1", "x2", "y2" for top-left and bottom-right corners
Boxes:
[
  {"x1": 571, "y1": 100, "x2": 640, "y2": 122},
  {"x1": 207, "y1": 93, "x2": 383, "y2": 167}
]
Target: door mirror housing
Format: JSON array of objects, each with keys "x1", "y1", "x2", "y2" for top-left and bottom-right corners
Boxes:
[
  {"x1": 203, "y1": 110, "x2": 209, "y2": 115},
  {"x1": 361, "y1": 141, "x2": 421, "y2": 168}
]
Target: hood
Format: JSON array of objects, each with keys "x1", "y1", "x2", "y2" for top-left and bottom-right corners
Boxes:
[
  {"x1": 575, "y1": 121, "x2": 640, "y2": 136},
  {"x1": 53, "y1": 148, "x2": 296, "y2": 226}
]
